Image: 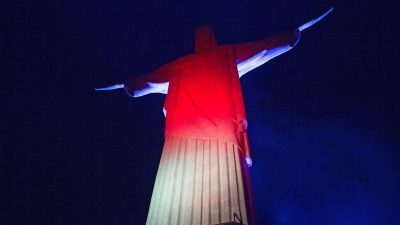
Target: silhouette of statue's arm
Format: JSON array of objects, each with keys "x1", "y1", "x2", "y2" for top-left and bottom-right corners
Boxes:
[
  {"x1": 235, "y1": 7, "x2": 333, "y2": 78},
  {"x1": 96, "y1": 65, "x2": 172, "y2": 98}
]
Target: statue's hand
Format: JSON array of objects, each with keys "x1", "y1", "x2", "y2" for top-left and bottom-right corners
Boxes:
[
  {"x1": 298, "y1": 7, "x2": 334, "y2": 31},
  {"x1": 246, "y1": 156, "x2": 253, "y2": 167},
  {"x1": 95, "y1": 84, "x2": 124, "y2": 91},
  {"x1": 290, "y1": 28, "x2": 301, "y2": 47}
]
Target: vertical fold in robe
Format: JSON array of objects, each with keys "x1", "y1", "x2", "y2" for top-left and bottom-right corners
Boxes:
[{"x1": 146, "y1": 136, "x2": 248, "y2": 225}]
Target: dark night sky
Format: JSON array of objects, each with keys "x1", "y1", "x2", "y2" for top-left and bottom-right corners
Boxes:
[{"x1": 3, "y1": 0, "x2": 400, "y2": 224}]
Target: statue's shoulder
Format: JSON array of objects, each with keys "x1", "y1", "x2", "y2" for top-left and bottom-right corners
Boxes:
[{"x1": 165, "y1": 45, "x2": 234, "y2": 71}]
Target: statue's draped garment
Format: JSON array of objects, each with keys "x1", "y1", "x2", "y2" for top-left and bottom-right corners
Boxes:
[{"x1": 124, "y1": 28, "x2": 297, "y2": 225}]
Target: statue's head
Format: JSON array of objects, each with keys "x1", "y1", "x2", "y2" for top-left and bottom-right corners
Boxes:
[{"x1": 195, "y1": 25, "x2": 218, "y2": 53}]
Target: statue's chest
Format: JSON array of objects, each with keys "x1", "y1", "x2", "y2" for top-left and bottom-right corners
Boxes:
[
  {"x1": 165, "y1": 46, "x2": 240, "y2": 112},
  {"x1": 179, "y1": 48, "x2": 235, "y2": 88}
]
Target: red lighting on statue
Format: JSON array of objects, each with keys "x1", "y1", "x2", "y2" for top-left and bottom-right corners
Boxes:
[{"x1": 96, "y1": 8, "x2": 333, "y2": 225}]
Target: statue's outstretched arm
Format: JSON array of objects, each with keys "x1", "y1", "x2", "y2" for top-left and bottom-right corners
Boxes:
[
  {"x1": 95, "y1": 66, "x2": 172, "y2": 97},
  {"x1": 235, "y1": 7, "x2": 333, "y2": 77},
  {"x1": 95, "y1": 84, "x2": 125, "y2": 91},
  {"x1": 298, "y1": 7, "x2": 334, "y2": 31}
]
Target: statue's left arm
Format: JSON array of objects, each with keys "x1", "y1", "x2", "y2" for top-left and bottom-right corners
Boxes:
[{"x1": 235, "y1": 7, "x2": 333, "y2": 77}]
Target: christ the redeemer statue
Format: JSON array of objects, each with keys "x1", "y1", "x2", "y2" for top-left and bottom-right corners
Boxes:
[{"x1": 97, "y1": 8, "x2": 333, "y2": 225}]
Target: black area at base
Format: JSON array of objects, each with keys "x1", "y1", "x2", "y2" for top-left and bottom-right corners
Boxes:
[{"x1": 215, "y1": 222, "x2": 245, "y2": 225}]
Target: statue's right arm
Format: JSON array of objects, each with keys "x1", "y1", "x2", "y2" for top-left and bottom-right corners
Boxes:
[
  {"x1": 95, "y1": 65, "x2": 172, "y2": 97},
  {"x1": 95, "y1": 84, "x2": 125, "y2": 91}
]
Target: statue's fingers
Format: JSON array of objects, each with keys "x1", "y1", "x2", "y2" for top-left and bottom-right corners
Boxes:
[
  {"x1": 298, "y1": 7, "x2": 334, "y2": 31},
  {"x1": 95, "y1": 84, "x2": 124, "y2": 91}
]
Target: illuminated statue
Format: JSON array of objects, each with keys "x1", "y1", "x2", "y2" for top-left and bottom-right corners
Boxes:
[{"x1": 97, "y1": 8, "x2": 333, "y2": 225}]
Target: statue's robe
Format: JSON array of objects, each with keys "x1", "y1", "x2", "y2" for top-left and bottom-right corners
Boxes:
[{"x1": 124, "y1": 28, "x2": 297, "y2": 225}]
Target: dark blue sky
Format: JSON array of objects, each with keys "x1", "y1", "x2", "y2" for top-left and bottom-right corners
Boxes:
[{"x1": 3, "y1": 0, "x2": 399, "y2": 225}]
